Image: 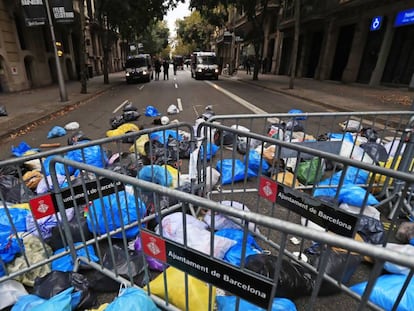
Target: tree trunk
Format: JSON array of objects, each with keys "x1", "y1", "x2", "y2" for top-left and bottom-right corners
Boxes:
[
  {"x1": 289, "y1": 0, "x2": 300, "y2": 89},
  {"x1": 79, "y1": 0, "x2": 87, "y2": 93},
  {"x1": 103, "y1": 24, "x2": 109, "y2": 84}
]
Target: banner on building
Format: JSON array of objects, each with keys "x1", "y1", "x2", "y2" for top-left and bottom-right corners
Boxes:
[
  {"x1": 21, "y1": 0, "x2": 47, "y2": 27},
  {"x1": 50, "y1": 0, "x2": 74, "y2": 23}
]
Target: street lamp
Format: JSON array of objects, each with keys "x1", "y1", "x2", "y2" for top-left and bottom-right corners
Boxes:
[{"x1": 44, "y1": 0, "x2": 68, "y2": 102}]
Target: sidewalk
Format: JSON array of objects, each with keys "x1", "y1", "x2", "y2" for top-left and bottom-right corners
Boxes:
[
  {"x1": 0, "y1": 71, "x2": 125, "y2": 142},
  {"x1": 230, "y1": 71, "x2": 414, "y2": 112},
  {"x1": 0, "y1": 70, "x2": 413, "y2": 142}
]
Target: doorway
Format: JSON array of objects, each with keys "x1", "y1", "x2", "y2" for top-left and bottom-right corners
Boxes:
[{"x1": 330, "y1": 24, "x2": 355, "y2": 81}]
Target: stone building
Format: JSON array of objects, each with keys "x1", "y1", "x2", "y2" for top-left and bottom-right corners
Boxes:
[
  {"x1": 219, "y1": 0, "x2": 414, "y2": 89},
  {"x1": 0, "y1": 0, "x2": 124, "y2": 93}
]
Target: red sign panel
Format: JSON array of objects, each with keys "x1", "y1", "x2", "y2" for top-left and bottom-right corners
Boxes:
[
  {"x1": 141, "y1": 231, "x2": 167, "y2": 262},
  {"x1": 29, "y1": 194, "x2": 56, "y2": 219},
  {"x1": 258, "y1": 176, "x2": 278, "y2": 203}
]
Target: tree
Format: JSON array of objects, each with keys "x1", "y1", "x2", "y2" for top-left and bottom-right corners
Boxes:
[
  {"x1": 139, "y1": 21, "x2": 170, "y2": 56},
  {"x1": 190, "y1": 0, "x2": 276, "y2": 80},
  {"x1": 93, "y1": 0, "x2": 183, "y2": 84},
  {"x1": 175, "y1": 11, "x2": 215, "y2": 51}
]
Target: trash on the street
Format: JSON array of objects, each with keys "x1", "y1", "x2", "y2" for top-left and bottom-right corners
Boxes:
[
  {"x1": 64, "y1": 121, "x2": 80, "y2": 131},
  {"x1": 167, "y1": 104, "x2": 179, "y2": 115},
  {"x1": 145, "y1": 105, "x2": 161, "y2": 117},
  {"x1": 47, "y1": 126, "x2": 66, "y2": 139},
  {"x1": 0, "y1": 105, "x2": 8, "y2": 116}
]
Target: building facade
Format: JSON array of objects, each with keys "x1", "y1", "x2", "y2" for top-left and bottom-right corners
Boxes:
[
  {"x1": 220, "y1": 0, "x2": 414, "y2": 89},
  {"x1": 0, "y1": 0, "x2": 124, "y2": 93}
]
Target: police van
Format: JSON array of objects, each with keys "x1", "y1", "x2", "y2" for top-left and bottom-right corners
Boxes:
[
  {"x1": 125, "y1": 54, "x2": 153, "y2": 83},
  {"x1": 190, "y1": 52, "x2": 219, "y2": 80}
]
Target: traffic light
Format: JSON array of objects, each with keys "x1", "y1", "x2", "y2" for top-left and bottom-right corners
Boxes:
[{"x1": 56, "y1": 41, "x2": 63, "y2": 57}]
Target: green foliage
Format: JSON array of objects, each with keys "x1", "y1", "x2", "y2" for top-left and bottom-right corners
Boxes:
[
  {"x1": 175, "y1": 11, "x2": 214, "y2": 51},
  {"x1": 139, "y1": 21, "x2": 170, "y2": 55}
]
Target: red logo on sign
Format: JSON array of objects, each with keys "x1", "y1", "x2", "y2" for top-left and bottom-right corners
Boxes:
[
  {"x1": 259, "y1": 176, "x2": 278, "y2": 203},
  {"x1": 29, "y1": 194, "x2": 56, "y2": 219},
  {"x1": 141, "y1": 231, "x2": 166, "y2": 262}
]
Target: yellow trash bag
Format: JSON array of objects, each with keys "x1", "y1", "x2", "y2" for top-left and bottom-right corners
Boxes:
[
  {"x1": 129, "y1": 134, "x2": 149, "y2": 156},
  {"x1": 88, "y1": 303, "x2": 108, "y2": 311},
  {"x1": 162, "y1": 165, "x2": 179, "y2": 188},
  {"x1": 106, "y1": 123, "x2": 139, "y2": 137},
  {"x1": 149, "y1": 267, "x2": 215, "y2": 311},
  {"x1": 371, "y1": 156, "x2": 414, "y2": 193}
]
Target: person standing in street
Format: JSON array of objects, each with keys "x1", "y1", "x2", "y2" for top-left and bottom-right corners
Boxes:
[
  {"x1": 163, "y1": 59, "x2": 169, "y2": 80},
  {"x1": 173, "y1": 60, "x2": 177, "y2": 76},
  {"x1": 154, "y1": 58, "x2": 161, "y2": 80},
  {"x1": 245, "y1": 58, "x2": 251, "y2": 75}
]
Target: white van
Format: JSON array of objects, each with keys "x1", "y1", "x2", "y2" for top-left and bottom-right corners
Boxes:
[{"x1": 190, "y1": 52, "x2": 219, "y2": 80}]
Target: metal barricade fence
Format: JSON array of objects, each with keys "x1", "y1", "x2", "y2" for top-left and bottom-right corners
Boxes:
[
  {"x1": 45, "y1": 155, "x2": 414, "y2": 311},
  {"x1": 200, "y1": 111, "x2": 414, "y2": 219},
  {"x1": 1, "y1": 115, "x2": 414, "y2": 310},
  {"x1": 0, "y1": 123, "x2": 197, "y2": 309}
]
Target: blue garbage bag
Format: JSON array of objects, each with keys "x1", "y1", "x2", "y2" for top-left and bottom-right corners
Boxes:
[
  {"x1": 12, "y1": 287, "x2": 81, "y2": 311},
  {"x1": 244, "y1": 149, "x2": 269, "y2": 174},
  {"x1": 86, "y1": 191, "x2": 146, "y2": 239},
  {"x1": 200, "y1": 142, "x2": 219, "y2": 161},
  {"x1": 288, "y1": 109, "x2": 306, "y2": 120},
  {"x1": 216, "y1": 159, "x2": 257, "y2": 185},
  {"x1": 216, "y1": 296, "x2": 297, "y2": 311},
  {"x1": 11, "y1": 141, "x2": 39, "y2": 157},
  {"x1": 138, "y1": 165, "x2": 172, "y2": 187},
  {"x1": 150, "y1": 130, "x2": 182, "y2": 145},
  {"x1": 106, "y1": 287, "x2": 159, "y2": 311},
  {"x1": 47, "y1": 126, "x2": 67, "y2": 139},
  {"x1": 351, "y1": 274, "x2": 414, "y2": 311},
  {"x1": 52, "y1": 243, "x2": 99, "y2": 272},
  {"x1": 0, "y1": 230, "x2": 22, "y2": 267},
  {"x1": 145, "y1": 106, "x2": 161, "y2": 117},
  {"x1": 215, "y1": 229, "x2": 262, "y2": 266},
  {"x1": 0, "y1": 205, "x2": 30, "y2": 232},
  {"x1": 314, "y1": 166, "x2": 369, "y2": 198}
]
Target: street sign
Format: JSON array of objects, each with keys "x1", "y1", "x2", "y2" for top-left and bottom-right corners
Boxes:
[
  {"x1": 394, "y1": 8, "x2": 414, "y2": 27},
  {"x1": 370, "y1": 16, "x2": 383, "y2": 31}
]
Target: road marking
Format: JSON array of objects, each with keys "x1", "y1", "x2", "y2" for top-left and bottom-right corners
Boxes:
[
  {"x1": 175, "y1": 83, "x2": 178, "y2": 89},
  {"x1": 138, "y1": 85, "x2": 145, "y2": 90},
  {"x1": 206, "y1": 81, "x2": 268, "y2": 114},
  {"x1": 112, "y1": 99, "x2": 129, "y2": 114},
  {"x1": 177, "y1": 98, "x2": 183, "y2": 111}
]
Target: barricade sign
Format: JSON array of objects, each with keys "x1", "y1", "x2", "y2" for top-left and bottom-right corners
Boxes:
[
  {"x1": 275, "y1": 184, "x2": 358, "y2": 237},
  {"x1": 141, "y1": 230, "x2": 274, "y2": 309},
  {"x1": 29, "y1": 178, "x2": 124, "y2": 219}
]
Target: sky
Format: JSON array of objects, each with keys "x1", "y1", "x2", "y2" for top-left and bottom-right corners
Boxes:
[{"x1": 165, "y1": 0, "x2": 191, "y2": 38}]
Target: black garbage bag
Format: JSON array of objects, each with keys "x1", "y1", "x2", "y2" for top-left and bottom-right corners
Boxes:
[
  {"x1": 48, "y1": 214, "x2": 93, "y2": 251},
  {"x1": 110, "y1": 115, "x2": 126, "y2": 129},
  {"x1": 309, "y1": 248, "x2": 362, "y2": 296},
  {"x1": 245, "y1": 253, "x2": 314, "y2": 299},
  {"x1": 0, "y1": 105, "x2": 7, "y2": 116},
  {"x1": 168, "y1": 137, "x2": 191, "y2": 159},
  {"x1": 88, "y1": 243, "x2": 149, "y2": 292},
  {"x1": 123, "y1": 102, "x2": 138, "y2": 112},
  {"x1": 33, "y1": 270, "x2": 97, "y2": 309},
  {"x1": 122, "y1": 110, "x2": 140, "y2": 122},
  {"x1": 356, "y1": 215, "x2": 385, "y2": 245},
  {"x1": 144, "y1": 140, "x2": 178, "y2": 167},
  {"x1": 360, "y1": 128, "x2": 378, "y2": 142},
  {"x1": 360, "y1": 141, "x2": 388, "y2": 163},
  {"x1": 0, "y1": 174, "x2": 34, "y2": 203}
]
